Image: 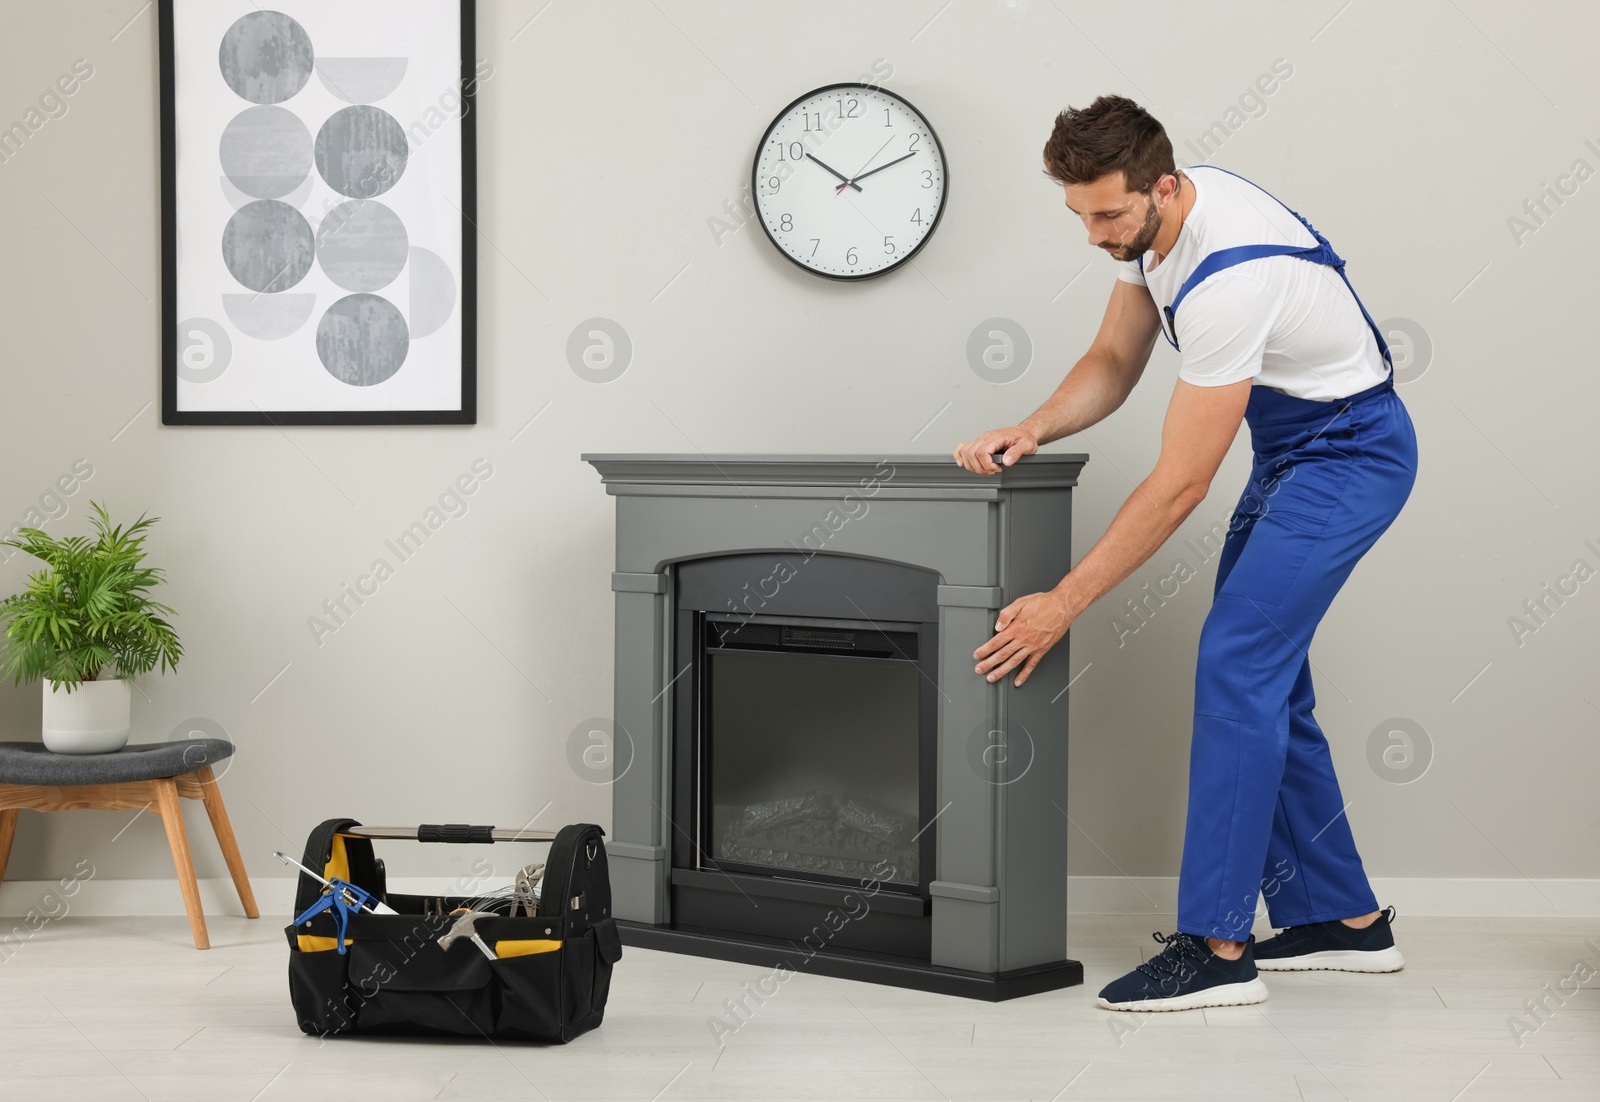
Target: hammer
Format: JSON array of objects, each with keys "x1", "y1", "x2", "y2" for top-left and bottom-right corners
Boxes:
[{"x1": 438, "y1": 908, "x2": 498, "y2": 960}]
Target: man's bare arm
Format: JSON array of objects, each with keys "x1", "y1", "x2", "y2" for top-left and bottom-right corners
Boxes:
[
  {"x1": 1025, "y1": 279, "x2": 1162, "y2": 443},
  {"x1": 953, "y1": 279, "x2": 1162, "y2": 473},
  {"x1": 1054, "y1": 377, "x2": 1251, "y2": 621},
  {"x1": 972, "y1": 376, "x2": 1253, "y2": 686}
]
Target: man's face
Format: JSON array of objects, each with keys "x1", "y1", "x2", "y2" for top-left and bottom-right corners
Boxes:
[{"x1": 1062, "y1": 172, "x2": 1169, "y2": 262}]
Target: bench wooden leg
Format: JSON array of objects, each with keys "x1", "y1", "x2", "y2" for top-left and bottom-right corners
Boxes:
[
  {"x1": 194, "y1": 765, "x2": 258, "y2": 919},
  {"x1": 0, "y1": 808, "x2": 17, "y2": 891},
  {"x1": 154, "y1": 777, "x2": 208, "y2": 950}
]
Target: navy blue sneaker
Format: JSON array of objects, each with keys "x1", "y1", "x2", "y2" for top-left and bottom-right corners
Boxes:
[
  {"x1": 1096, "y1": 931, "x2": 1268, "y2": 1012},
  {"x1": 1254, "y1": 905, "x2": 1404, "y2": 972}
]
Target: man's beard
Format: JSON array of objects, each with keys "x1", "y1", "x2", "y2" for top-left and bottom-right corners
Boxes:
[{"x1": 1103, "y1": 198, "x2": 1162, "y2": 262}]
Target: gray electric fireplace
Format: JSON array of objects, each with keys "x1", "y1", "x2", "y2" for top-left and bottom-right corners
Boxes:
[{"x1": 582, "y1": 453, "x2": 1089, "y2": 1000}]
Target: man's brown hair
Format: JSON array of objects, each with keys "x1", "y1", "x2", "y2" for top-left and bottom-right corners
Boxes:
[{"x1": 1042, "y1": 94, "x2": 1175, "y2": 193}]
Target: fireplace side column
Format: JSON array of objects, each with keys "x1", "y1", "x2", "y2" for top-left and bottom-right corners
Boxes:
[
  {"x1": 930, "y1": 583, "x2": 1005, "y2": 973},
  {"x1": 606, "y1": 570, "x2": 671, "y2": 924}
]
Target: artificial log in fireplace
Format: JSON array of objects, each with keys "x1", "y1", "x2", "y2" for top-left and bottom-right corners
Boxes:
[{"x1": 582, "y1": 453, "x2": 1089, "y2": 1000}]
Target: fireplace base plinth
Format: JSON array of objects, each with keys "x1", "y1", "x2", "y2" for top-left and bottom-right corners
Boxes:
[{"x1": 616, "y1": 919, "x2": 1084, "y2": 1002}]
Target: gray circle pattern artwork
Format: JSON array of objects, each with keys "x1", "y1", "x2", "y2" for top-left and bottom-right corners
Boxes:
[
  {"x1": 315, "y1": 105, "x2": 409, "y2": 198},
  {"x1": 221, "y1": 293, "x2": 316, "y2": 341},
  {"x1": 315, "y1": 58, "x2": 408, "y2": 104},
  {"x1": 219, "y1": 106, "x2": 313, "y2": 199},
  {"x1": 317, "y1": 200, "x2": 409, "y2": 292},
  {"x1": 408, "y1": 246, "x2": 457, "y2": 339},
  {"x1": 221, "y1": 199, "x2": 315, "y2": 293},
  {"x1": 218, "y1": 11, "x2": 314, "y2": 105},
  {"x1": 209, "y1": 17, "x2": 429, "y2": 401},
  {"x1": 317, "y1": 294, "x2": 410, "y2": 386}
]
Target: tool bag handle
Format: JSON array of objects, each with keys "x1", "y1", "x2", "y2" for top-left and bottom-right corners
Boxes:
[{"x1": 338, "y1": 824, "x2": 560, "y2": 843}]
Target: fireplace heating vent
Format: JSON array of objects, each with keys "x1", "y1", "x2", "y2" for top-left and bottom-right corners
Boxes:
[{"x1": 707, "y1": 619, "x2": 918, "y2": 659}]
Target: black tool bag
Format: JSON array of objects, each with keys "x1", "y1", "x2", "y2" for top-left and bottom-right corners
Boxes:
[{"x1": 284, "y1": 818, "x2": 622, "y2": 1043}]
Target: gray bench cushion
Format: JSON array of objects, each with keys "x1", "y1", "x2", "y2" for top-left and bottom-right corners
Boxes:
[{"x1": 0, "y1": 740, "x2": 235, "y2": 786}]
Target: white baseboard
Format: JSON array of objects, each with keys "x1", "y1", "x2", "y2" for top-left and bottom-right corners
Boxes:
[
  {"x1": 1066, "y1": 876, "x2": 1600, "y2": 918},
  {"x1": 3, "y1": 875, "x2": 1598, "y2": 919}
]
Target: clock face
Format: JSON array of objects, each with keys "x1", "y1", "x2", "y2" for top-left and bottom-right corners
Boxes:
[{"x1": 753, "y1": 83, "x2": 948, "y2": 280}]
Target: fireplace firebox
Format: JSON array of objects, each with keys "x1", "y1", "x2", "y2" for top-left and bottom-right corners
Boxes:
[
  {"x1": 583, "y1": 453, "x2": 1090, "y2": 1000},
  {"x1": 673, "y1": 552, "x2": 940, "y2": 958}
]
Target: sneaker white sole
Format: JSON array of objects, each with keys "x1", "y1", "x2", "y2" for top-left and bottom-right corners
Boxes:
[
  {"x1": 1096, "y1": 977, "x2": 1269, "y2": 1012},
  {"x1": 1255, "y1": 946, "x2": 1405, "y2": 973}
]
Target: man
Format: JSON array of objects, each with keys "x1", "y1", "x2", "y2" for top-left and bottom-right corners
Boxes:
[{"x1": 952, "y1": 95, "x2": 1417, "y2": 1012}]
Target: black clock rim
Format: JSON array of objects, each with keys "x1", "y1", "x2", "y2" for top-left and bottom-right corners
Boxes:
[{"x1": 750, "y1": 82, "x2": 949, "y2": 283}]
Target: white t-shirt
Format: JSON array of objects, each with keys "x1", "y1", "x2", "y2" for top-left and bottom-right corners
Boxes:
[{"x1": 1116, "y1": 165, "x2": 1389, "y2": 402}]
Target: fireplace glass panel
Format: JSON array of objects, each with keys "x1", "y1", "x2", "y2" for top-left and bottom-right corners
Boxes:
[{"x1": 708, "y1": 649, "x2": 920, "y2": 886}]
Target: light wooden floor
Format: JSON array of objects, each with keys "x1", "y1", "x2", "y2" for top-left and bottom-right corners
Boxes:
[{"x1": 1, "y1": 913, "x2": 1596, "y2": 1101}]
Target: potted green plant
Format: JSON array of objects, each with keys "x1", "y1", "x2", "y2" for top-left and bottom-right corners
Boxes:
[{"x1": 0, "y1": 503, "x2": 182, "y2": 754}]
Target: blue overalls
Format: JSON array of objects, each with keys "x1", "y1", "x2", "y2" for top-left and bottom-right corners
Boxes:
[{"x1": 1141, "y1": 167, "x2": 1419, "y2": 941}]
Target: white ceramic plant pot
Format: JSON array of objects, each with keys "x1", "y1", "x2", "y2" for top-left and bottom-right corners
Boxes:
[{"x1": 41, "y1": 678, "x2": 132, "y2": 754}]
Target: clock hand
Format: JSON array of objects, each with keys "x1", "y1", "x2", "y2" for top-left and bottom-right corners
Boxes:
[
  {"x1": 804, "y1": 153, "x2": 863, "y2": 192},
  {"x1": 847, "y1": 150, "x2": 918, "y2": 185},
  {"x1": 835, "y1": 134, "x2": 896, "y2": 194}
]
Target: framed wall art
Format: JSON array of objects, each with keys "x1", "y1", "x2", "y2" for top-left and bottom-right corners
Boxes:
[{"x1": 159, "y1": 1, "x2": 478, "y2": 425}]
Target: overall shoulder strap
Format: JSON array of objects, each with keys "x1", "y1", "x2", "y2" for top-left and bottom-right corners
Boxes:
[
  {"x1": 1168, "y1": 242, "x2": 1323, "y2": 317},
  {"x1": 1168, "y1": 166, "x2": 1393, "y2": 369}
]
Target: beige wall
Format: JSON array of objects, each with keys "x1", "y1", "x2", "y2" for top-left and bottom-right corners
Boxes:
[{"x1": 0, "y1": 1, "x2": 1594, "y2": 902}]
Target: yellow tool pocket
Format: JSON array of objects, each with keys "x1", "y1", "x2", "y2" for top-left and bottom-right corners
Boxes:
[{"x1": 494, "y1": 938, "x2": 562, "y2": 958}]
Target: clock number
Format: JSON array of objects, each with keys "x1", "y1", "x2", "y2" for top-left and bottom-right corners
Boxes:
[
  {"x1": 884, "y1": 108, "x2": 891, "y2": 126},
  {"x1": 883, "y1": 235, "x2": 895, "y2": 255},
  {"x1": 803, "y1": 111, "x2": 822, "y2": 131},
  {"x1": 809, "y1": 238, "x2": 820, "y2": 257},
  {"x1": 777, "y1": 141, "x2": 804, "y2": 161},
  {"x1": 910, "y1": 208, "x2": 924, "y2": 226},
  {"x1": 768, "y1": 176, "x2": 781, "y2": 192},
  {"x1": 779, "y1": 214, "x2": 793, "y2": 232},
  {"x1": 922, "y1": 170, "x2": 934, "y2": 189},
  {"x1": 836, "y1": 97, "x2": 860, "y2": 119},
  {"x1": 909, "y1": 134, "x2": 920, "y2": 152},
  {"x1": 845, "y1": 246, "x2": 858, "y2": 266}
]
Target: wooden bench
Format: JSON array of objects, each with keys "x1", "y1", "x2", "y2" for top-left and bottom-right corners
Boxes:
[{"x1": 0, "y1": 738, "x2": 258, "y2": 948}]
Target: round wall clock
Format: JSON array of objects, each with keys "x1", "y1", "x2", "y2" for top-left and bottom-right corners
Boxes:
[{"x1": 752, "y1": 83, "x2": 948, "y2": 280}]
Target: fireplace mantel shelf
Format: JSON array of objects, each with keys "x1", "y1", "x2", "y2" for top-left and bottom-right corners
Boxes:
[{"x1": 581, "y1": 452, "x2": 1090, "y2": 495}]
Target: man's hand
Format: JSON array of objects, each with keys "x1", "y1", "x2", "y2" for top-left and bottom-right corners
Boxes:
[
  {"x1": 952, "y1": 425, "x2": 1039, "y2": 474},
  {"x1": 973, "y1": 589, "x2": 1076, "y2": 687}
]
